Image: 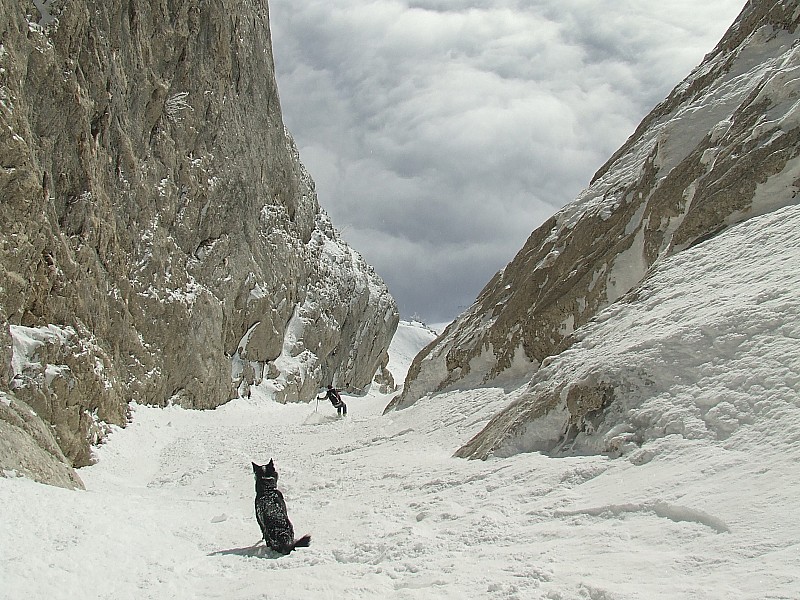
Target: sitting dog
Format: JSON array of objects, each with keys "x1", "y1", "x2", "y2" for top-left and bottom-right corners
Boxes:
[{"x1": 252, "y1": 460, "x2": 311, "y2": 554}]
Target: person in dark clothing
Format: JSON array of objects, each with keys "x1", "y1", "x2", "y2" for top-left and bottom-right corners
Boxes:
[{"x1": 320, "y1": 384, "x2": 347, "y2": 416}]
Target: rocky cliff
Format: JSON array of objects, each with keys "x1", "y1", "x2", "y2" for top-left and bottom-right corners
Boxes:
[
  {"x1": 389, "y1": 0, "x2": 799, "y2": 419},
  {"x1": 0, "y1": 0, "x2": 398, "y2": 487}
]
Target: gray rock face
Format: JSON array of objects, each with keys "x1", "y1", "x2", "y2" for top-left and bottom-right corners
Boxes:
[
  {"x1": 389, "y1": 0, "x2": 799, "y2": 414},
  {"x1": 1, "y1": 391, "x2": 84, "y2": 489},
  {"x1": 0, "y1": 0, "x2": 397, "y2": 486}
]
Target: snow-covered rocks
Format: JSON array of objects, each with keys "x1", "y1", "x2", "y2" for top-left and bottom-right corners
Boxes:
[
  {"x1": 457, "y1": 203, "x2": 800, "y2": 459},
  {"x1": 8, "y1": 324, "x2": 122, "y2": 469}
]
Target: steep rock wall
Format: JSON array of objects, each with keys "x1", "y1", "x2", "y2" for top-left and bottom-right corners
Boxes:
[
  {"x1": 389, "y1": 0, "x2": 799, "y2": 413},
  {"x1": 0, "y1": 0, "x2": 397, "y2": 486}
]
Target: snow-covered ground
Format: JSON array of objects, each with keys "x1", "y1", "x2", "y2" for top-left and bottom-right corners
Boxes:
[{"x1": 2, "y1": 298, "x2": 799, "y2": 599}]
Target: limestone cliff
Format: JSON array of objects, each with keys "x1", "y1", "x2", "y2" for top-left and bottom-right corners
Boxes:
[
  {"x1": 0, "y1": 0, "x2": 398, "y2": 487},
  {"x1": 389, "y1": 0, "x2": 799, "y2": 416}
]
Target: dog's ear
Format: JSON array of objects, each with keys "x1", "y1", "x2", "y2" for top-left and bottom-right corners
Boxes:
[
  {"x1": 252, "y1": 462, "x2": 259, "y2": 472},
  {"x1": 267, "y1": 459, "x2": 274, "y2": 467}
]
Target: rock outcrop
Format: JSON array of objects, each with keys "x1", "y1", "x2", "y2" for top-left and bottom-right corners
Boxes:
[
  {"x1": 0, "y1": 0, "x2": 398, "y2": 487},
  {"x1": 388, "y1": 0, "x2": 799, "y2": 415}
]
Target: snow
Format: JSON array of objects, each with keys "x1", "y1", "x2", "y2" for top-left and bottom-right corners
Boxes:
[
  {"x1": 9, "y1": 324, "x2": 73, "y2": 376},
  {"x1": 741, "y1": 152, "x2": 800, "y2": 221},
  {"x1": 605, "y1": 222, "x2": 648, "y2": 304},
  {"x1": 3, "y1": 288, "x2": 800, "y2": 600},
  {"x1": 386, "y1": 321, "x2": 438, "y2": 385}
]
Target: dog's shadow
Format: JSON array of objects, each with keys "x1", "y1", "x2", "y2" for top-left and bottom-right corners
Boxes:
[{"x1": 208, "y1": 542, "x2": 283, "y2": 560}]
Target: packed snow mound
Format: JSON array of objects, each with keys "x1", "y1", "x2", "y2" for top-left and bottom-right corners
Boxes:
[{"x1": 457, "y1": 203, "x2": 800, "y2": 459}]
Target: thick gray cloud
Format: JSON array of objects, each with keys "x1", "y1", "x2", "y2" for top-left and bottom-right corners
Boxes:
[{"x1": 268, "y1": 0, "x2": 746, "y2": 324}]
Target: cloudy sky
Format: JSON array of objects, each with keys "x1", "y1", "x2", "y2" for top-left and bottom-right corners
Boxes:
[{"x1": 268, "y1": 0, "x2": 746, "y2": 325}]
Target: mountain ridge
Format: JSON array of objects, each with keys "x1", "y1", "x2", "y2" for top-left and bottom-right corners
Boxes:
[{"x1": 389, "y1": 0, "x2": 799, "y2": 414}]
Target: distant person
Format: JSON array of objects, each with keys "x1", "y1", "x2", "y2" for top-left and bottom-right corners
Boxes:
[{"x1": 319, "y1": 384, "x2": 347, "y2": 417}]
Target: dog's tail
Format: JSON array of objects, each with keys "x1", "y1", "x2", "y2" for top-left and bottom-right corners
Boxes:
[{"x1": 292, "y1": 534, "x2": 311, "y2": 550}]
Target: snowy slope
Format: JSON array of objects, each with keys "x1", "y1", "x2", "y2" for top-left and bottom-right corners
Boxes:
[
  {"x1": 458, "y1": 203, "x2": 800, "y2": 461},
  {"x1": 386, "y1": 320, "x2": 439, "y2": 386},
  {"x1": 2, "y1": 296, "x2": 799, "y2": 599}
]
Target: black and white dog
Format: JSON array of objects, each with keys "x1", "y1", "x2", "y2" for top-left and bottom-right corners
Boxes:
[{"x1": 252, "y1": 460, "x2": 311, "y2": 555}]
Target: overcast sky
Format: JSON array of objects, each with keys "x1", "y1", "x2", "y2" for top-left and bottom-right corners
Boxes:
[{"x1": 268, "y1": 0, "x2": 746, "y2": 325}]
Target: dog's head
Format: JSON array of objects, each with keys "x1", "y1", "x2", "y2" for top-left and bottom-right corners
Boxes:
[{"x1": 252, "y1": 459, "x2": 278, "y2": 486}]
